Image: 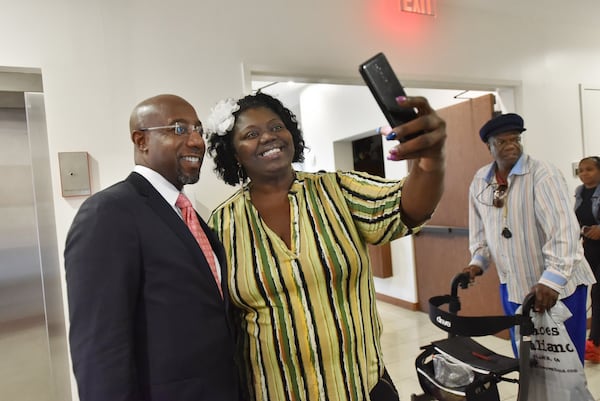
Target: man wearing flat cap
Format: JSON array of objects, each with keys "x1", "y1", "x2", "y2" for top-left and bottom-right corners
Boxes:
[{"x1": 462, "y1": 113, "x2": 595, "y2": 362}]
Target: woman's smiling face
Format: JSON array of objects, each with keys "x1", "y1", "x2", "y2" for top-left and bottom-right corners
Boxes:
[{"x1": 232, "y1": 106, "x2": 295, "y2": 181}]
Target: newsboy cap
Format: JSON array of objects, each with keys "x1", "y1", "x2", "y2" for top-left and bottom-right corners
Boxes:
[{"x1": 479, "y1": 113, "x2": 526, "y2": 142}]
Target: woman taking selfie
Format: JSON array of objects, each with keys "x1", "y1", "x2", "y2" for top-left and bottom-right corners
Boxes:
[{"x1": 206, "y1": 92, "x2": 446, "y2": 401}]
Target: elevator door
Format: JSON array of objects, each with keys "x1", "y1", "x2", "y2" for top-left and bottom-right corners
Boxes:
[{"x1": 0, "y1": 93, "x2": 71, "y2": 401}]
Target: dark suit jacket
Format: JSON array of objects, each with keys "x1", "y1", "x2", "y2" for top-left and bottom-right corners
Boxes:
[{"x1": 65, "y1": 172, "x2": 240, "y2": 401}]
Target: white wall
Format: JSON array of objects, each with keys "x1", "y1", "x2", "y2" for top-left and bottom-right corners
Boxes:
[{"x1": 2, "y1": 1, "x2": 600, "y2": 398}]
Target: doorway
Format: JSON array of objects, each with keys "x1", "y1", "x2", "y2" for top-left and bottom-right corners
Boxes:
[{"x1": 579, "y1": 84, "x2": 600, "y2": 156}]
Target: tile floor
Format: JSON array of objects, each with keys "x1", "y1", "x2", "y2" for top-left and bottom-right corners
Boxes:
[{"x1": 377, "y1": 300, "x2": 600, "y2": 400}]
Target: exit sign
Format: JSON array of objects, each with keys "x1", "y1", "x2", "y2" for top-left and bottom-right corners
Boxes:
[{"x1": 400, "y1": 0, "x2": 435, "y2": 16}]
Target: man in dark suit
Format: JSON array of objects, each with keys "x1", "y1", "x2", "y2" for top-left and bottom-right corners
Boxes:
[{"x1": 64, "y1": 94, "x2": 240, "y2": 401}]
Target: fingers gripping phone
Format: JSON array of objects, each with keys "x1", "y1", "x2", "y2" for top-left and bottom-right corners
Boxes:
[{"x1": 359, "y1": 52, "x2": 423, "y2": 142}]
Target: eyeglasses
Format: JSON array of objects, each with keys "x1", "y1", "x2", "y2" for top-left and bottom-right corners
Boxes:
[
  {"x1": 475, "y1": 183, "x2": 508, "y2": 208},
  {"x1": 491, "y1": 135, "x2": 522, "y2": 148},
  {"x1": 140, "y1": 122, "x2": 203, "y2": 136},
  {"x1": 493, "y1": 184, "x2": 508, "y2": 208}
]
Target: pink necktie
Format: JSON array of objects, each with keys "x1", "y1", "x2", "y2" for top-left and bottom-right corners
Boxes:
[{"x1": 176, "y1": 193, "x2": 222, "y2": 298}]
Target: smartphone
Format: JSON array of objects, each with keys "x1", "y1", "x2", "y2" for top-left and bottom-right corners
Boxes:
[{"x1": 359, "y1": 52, "x2": 423, "y2": 142}]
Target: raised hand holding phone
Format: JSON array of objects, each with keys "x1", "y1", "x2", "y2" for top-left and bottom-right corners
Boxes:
[
  {"x1": 359, "y1": 52, "x2": 424, "y2": 143},
  {"x1": 358, "y1": 52, "x2": 447, "y2": 226}
]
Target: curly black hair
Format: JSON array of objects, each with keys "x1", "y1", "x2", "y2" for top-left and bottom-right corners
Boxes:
[{"x1": 207, "y1": 92, "x2": 306, "y2": 186}]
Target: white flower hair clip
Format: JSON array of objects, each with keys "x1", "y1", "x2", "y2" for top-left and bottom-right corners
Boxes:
[{"x1": 205, "y1": 98, "x2": 240, "y2": 137}]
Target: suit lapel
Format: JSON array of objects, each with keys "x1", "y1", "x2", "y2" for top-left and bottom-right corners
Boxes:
[
  {"x1": 126, "y1": 173, "x2": 225, "y2": 300},
  {"x1": 199, "y1": 218, "x2": 230, "y2": 301},
  {"x1": 200, "y1": 219, "x2": 236, "y2": 330}
]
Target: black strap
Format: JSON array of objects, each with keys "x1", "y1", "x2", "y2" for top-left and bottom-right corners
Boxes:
[{"x1": 429, "y1": 295, "x2": 525, "y2": 337}]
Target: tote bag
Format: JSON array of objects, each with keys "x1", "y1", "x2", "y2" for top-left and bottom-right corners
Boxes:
[{"x1": 519, "y1": 301, "x2": 594, "y2": 401}]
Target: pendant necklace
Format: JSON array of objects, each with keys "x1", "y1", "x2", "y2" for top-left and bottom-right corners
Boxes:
[{"x1": 496, "y1": 170, "x2": 512, "y2": 239}]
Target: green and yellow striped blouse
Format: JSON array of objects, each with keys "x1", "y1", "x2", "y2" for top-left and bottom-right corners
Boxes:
[{"x1": 209, "y1": 170, "x2": 415, "y2": 401}]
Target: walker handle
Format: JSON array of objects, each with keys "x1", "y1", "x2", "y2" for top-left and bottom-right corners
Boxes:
[
  {"x1": 449, "y1": 272, "x2": 471, "y2": 314},
  {"x1": 519, "y1": 292, "x2": 536, "y2": 337},
  {"x1": 451, "y1": 272, "x2": 471, "y2": 297}
]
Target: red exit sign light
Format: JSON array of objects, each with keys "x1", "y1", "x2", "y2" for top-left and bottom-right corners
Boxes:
[{"x1": 400, "y1": 0, "x2": 435, "y2": 16}]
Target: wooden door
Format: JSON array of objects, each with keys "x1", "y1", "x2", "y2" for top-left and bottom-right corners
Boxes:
[
  {"x1": 413, "y1": 94, "x2": 509, "y2": 337},
  {"x1": 352, "y1": 134, "x2": 393, "y2": 278}
]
